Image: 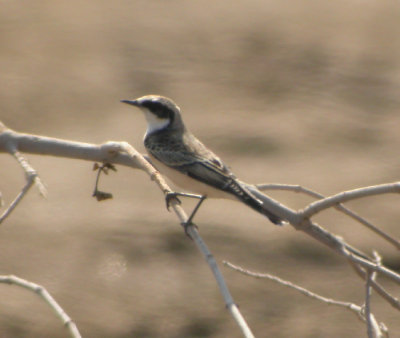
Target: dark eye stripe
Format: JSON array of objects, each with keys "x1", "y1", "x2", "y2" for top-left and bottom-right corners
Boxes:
[
  {"x1": 142, "y1": 101, "x2": 162, "y2": 111},
  {"x1": 142, "y1": 100, "x2": 174, "y2": 119}
]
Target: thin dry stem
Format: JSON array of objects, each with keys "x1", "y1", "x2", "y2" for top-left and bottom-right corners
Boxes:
[
  {"x1": 341, "y1": 247, "x2": 400, "y2": 285},
  {"x1": 0, "y1": 150, "x2": 47, "y2": 224},
  {"x1": 365, "y1": 270, "x2": 374, "y2": 338},
  {"x1": 0, "y1": 173, "x2": 35, "y2": 224},
  {"x1": 224, "y1": 262, "x2": 363, "y2": 316},
  {"x1": 301, "y1": 183, "x2": 400, "y2": 218},
  {"x1": 225, "y1": 261, "x2": 386, "y2": 336},
  {"x1": 365, "y1": 252, "x2": 387, "y2": 337},
  {"x1": 0, "y1": 275, "x2": 81, "y2": 338},
  {"x1": 350, "y1": 260, "x2": 400, "y2": 311}
]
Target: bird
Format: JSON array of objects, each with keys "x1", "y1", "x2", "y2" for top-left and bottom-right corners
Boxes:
[{"x1": 121, "y1": 95, "x2": 283, "y2": 226}]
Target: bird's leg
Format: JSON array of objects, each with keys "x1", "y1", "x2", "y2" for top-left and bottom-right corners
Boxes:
[
  {"x1": 165, "y1": 191, "x2": 203, "y2": 210},
  {"x1": 185, "y1": 194, "x2": 207, "y2": 225},
  {"x1": 165, "y1": 192, "x2": 207, "y2": 236}
]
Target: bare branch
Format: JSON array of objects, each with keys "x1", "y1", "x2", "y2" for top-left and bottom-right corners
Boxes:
[
  {"x1": 301, "y1": 183, "x2": 400, "y2": 219},
  {"x1": 0, "y1": 171, "x2": 35, "y2": 224},
  {"x1": 1, "y1": 123, "x2": 399, "y2": 335},
  {"x1": 364, "y1": 252, "x2": 387, "y2": 338},
  {"x1": 111, "y1": 142, "x2": 256, "y2": 338},
  {"x1": 253, "y1": 184, "x2": 400, "y2": 284},
  {"x1": 365, "y1": 269, "x2": 379, "y2": 338},
  {"x1": 350, "y1": 260, "x2": 400, "y2": 311},
  {"x1": 0, "y1": 275, "x2": 81, "y2": 338},
  {"x1": 194, "y1": 238, "x2": 255, "y2": 338},
  {"x1": 248, "y1": 185, "x2": 400, "y2": 310},
  {"x1": 257, "y1": 183, "x2": 400, "y2": 250},
  {"x1": 0, "y1": 127, "x2": 141, "y2": 168},
  {"x1": 0, "y1": 125, "x2": 255, "y2": 338},
  {"x1": 341, "y1": 248, "x2": 400, "y2": 285},
  {"x1": 224, "y1": 261, "x2": 363, "y2": 316},
  {"x1": 256, "y1": 183, "x2": 324, "y2": 198},
  {"x1": 225, "y1": 262, "x2": 389, "y2": 337},
  {"x1": 0, "y1": 150, "x2": 47, "y2": 224}
]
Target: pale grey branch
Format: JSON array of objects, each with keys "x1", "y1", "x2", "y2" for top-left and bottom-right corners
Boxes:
[
  {"x1": 301, "y1": 183, "x2": 400, "y2": 219},
  {"x1": 1, "y1": 123, "x2": 398, "y2": 335},
  {"x1": 0, "y1": 125, "x2": 255, "y2": 338},
  {"x1": 224, "y1": 261, "x2": 363, "y2": 316},
  {"x1": 342, "y1": 247, "x2": 400, "y2": 285},
  {"x1": 0, "y1": 275, "x2": 81, "y2": 338},
  {"x1": 350, "y1": 260, "x2": 400, "y2": 311},
  {"x1": 257, "y1": 183, "x2": 400, "y2": 250},
  {"x1": 0, "y1": 149, "x2": 47, "y2": 224},
  {"x1": 224, "y1": 261, "x2": 386, "y2": 336}
]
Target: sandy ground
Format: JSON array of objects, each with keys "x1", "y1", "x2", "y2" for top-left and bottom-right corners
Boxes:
[{"x1": 1, "y1": 1, "x2": 400, "y2": 337}]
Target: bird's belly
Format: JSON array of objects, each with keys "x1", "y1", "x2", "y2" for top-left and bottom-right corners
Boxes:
[{"x1": 148, "y1": 154, "x2": 235, "y2": 200}]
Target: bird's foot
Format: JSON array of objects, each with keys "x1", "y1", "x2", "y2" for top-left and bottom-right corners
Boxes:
[
  {"x1": 164, "y1": 191, "x2": 204, "y2": 211},
  {"x1": 164, "y1": 192, "x2": 206, "y2": 238},
  {"x1": 165, "y1": 192, "x2": 182, "y2": 211}
]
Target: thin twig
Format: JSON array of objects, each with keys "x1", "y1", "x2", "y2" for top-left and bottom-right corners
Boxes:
[
  {"x1": 301, "y1": 183, "x2": 400, "y2": 218},
  {"x1": 12, "y1": 151, "x2": 47, "y2": 197},
  {"x1": 0, "y1": 150, "x2": 47, "y2": 224},
  {"x1": 224, "y1": 262, "x2": 363, "y2": 317},
  {"x1": 193, "y1": 233, "x2": 254, "y2": 338},
  {"x1": 341, "y1": 247, "x2": 400, "y2": 285},
  {"x1": 364, "y1": 268, "x2": 384, "y2": 338},
  {"x1": 0, "y1": 173, "x2": 35, "y2": 224},
  {"x1": 0, "y1": 275, "x2": 81, "y2": 338},
  {"x1": 225, "y1": 262, "x2": 388, "y2": 337},
  {"x1": 350, "y1": 260, "x2": 400, "y2": 311}
]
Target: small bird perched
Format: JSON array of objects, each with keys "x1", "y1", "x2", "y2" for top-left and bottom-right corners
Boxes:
[{"x1": 121, "y1": 95, "x2": 283, "y2": 226}]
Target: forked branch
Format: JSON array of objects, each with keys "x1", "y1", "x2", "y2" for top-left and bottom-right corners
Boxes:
[
  {"x1": 224, "y1": 262, "x2": 388, "y2": 338},
  {"x1": 1, "y1": 122, "x2": 399, "y2": 336},
  {"x1": 257, "y1": 183, "x2": 400, "y2": 250},
  {"x1": 0, "y1": 123, "x2": 255, "y2": 338}
]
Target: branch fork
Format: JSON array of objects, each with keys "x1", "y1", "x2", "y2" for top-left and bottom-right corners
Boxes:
[{"x1": 1, "y1": 122, "x2": 400, "y2": 337}]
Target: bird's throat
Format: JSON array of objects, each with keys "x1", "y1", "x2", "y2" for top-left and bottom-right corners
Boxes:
[{"x1": 143, "y1": 112, "x2": 170, "y2": 136}]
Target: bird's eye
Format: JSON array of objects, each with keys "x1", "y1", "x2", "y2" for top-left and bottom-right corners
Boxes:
[
  {"x1": 211, "y1": 158, "x2": 223, "y2": 169},
  {"x1": 143, "y1": 101, "x2": 173, "y2": 119}
]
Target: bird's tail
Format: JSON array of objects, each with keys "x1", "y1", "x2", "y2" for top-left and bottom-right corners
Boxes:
[
  {"x1": 244, "y1": 195, "x2": 284, "y2": 225},
  {"x1": 226, "y1": 179, "x2": 284, "y2": 225}
]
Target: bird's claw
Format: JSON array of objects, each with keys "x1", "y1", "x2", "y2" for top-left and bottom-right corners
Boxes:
[{"x1": 165, "y1": 192, "x2": 182, "y2": 211}]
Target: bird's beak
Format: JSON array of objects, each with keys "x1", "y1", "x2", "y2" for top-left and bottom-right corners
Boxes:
[{"x1": 120, "y1": 99, "x2": 139, "y2": 107}]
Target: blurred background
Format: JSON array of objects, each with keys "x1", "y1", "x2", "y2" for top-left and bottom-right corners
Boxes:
[{"x1": 1, "y1": 1, "x2": 400, "y2": 337}]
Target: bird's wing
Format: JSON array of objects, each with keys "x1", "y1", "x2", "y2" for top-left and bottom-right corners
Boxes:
[
  {"x1": 145, "y1": 132, "x2": 282, "y2": 224},
  {"x1": 146, "y1": 133, "x2": 237, "y2": 191}
]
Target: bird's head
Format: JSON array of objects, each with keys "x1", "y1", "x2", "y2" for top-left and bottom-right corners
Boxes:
[{"x1": 121, "y1": 95, "x2": 184, "y2": 135}]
